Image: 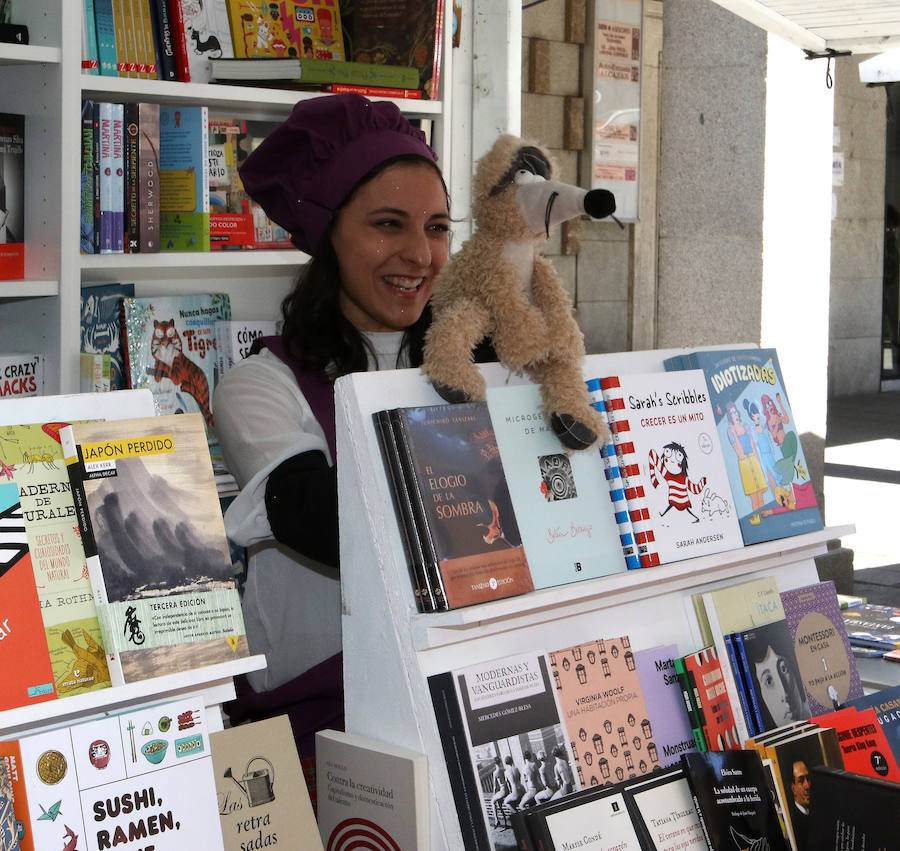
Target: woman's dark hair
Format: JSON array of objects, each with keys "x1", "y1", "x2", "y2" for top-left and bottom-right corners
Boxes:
[{"x1": 280, "y1": 154, "x2": 446, "y2": 379}]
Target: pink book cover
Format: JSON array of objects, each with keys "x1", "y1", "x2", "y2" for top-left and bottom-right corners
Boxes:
[{"x1": 550, "y1": 635, "x2": 660, "y2": 786}]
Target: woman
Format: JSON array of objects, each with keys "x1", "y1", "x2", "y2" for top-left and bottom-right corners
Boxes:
[{"x1": 214, "y1": 94, "x2": 478, "y2": 766}]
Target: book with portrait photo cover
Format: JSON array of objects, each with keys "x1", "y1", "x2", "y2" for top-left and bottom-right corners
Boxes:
[{"x1": 61, "y1": 413, "x2": 249, "y2": 686}]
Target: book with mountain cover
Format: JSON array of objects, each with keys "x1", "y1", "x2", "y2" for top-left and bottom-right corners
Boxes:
[{"x1": 61, "y1": 413, "x2": 249, "y2": 686}]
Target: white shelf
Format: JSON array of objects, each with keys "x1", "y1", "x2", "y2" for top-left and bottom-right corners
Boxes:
[
  {"x1": 80, "y1": 249, "x2": 306, "y2": 273},
  {"x1": 0, "y1": 42, "x2": 60, "y2": 65},
  {"x1": 0, "y1": 654, "x2": 266, "y2": 739},
  {"x1": 0, "y1": 279, "x2": 59, "y2": 297}
]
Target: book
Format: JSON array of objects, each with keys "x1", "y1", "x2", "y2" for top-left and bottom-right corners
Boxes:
[
  {"x1": 149, "y1": 0, "x2": 178, "y2": 81},
  {"x1": 98, "y1": 101, "x2": 124, "y2": 254},
  {"x1": 211, "y1": 715, "x2": 322, "y2": 851},
  {"x1": 728, "y1": 631, "x2": 761, "y2": 736},
  {"x1": 0, "y1": 751, "x2": 17, "y2": 851},
  {"x1": 214, "y1": 319, "x2": 277, "y2": 378},
  {"x1": 0, "y1": 354, "x2": 43, "y2": 399},
  {"x1": 809, "y1": 764, "x2": 900, "y2": 850},
  {"x1": 633, "y1": 644, "x2": 699, "y2": 768},
  {"x1": 0, "y1": 112, "x2": 24, "y2": 278},
  {"x1": 82, "y1": 0, "x2": 101, "y2": 73},
  {"x1": 93, "y1": 0, "x2": 119, "y2": 75},
  {"x1": 589, "y1": 369, "x2": 744, "y2": 565},
  {"x1": 121, "y1": 291, "x2": 228, "y2": 426},
  {"x1": 159, "y1": 105, "x2": 210, "y2": 252},
  {"x1": 80, "y1": 282, "x2": 136, "y2": 391},
  {"x1": 663, "y1": 348, "x2": 824, "y2": 545},
  {"x1": 0, "y1": 482, "x2": 55, "y2": 713},
  {"x1": 808, "y1": 705, "x2": 900, "y2": 782},
  {"x1": 622, "y1": 767, "x2": 708, "y2": 851},
  {"x1": 80, "y1": 351, "x2": 110, "y2": 391},
  {"x1": 376, "y1": 401, "x2": 534, "y2": 610},
  {"x1": 672, "y1": 656, "x2": 708, "y2": 753},
  {"x1": 166, "y1": 0, "x2": 191, "y2": 80},
  {"x1": 680, "y1": 749, "x2": 789, "y2": 851},
  {"x1": 778, "y1": 580, "x2": 864, "y2": 716},
  {"x1": 342, "y1": 0, "x2": 445, "y2": 98},
  {"x1": 124, "y1": 102, "x2": 140, "y2": 251},
  {"x1": 841, "y1": 602, "x2": 900, "y2": 650},
  {"x1": 236, "y1": 119, "x2": 293, "y2": 248},
  {"x1": 485, "y1": 382, "x2": 628, "y2": 590},
  {"x1": 136, "y1": 101, "x2": 160, "y2": 252},
  {"x1": 134, "y1": 0, "x2": 157, "y2": 78},
  {"x1": 177, "y1": 0, "x2": 234, "y2": 83},
  {"x1": 321, "y1": 82, "x2": 423, "y2": 99},
  {"x1": 315, "y1": 729, "x2": 427, "y2": 850},
  {"x1": 80, "y1": 100, "x2": 96, "y2": 254},
  {"x1": 734, "y1": 618, "x2": 812, "y2": 733},
  {"x1": 679, "y1": 646, "x2": 741, "y2": 751},
  {"x1": 5, "y1": 691, "x2": 224, "y2": 851},
  {"x1": 846, "y1": 683, "x2": 900, "y2": 767},
  {"x1": 208, "y1": 55, "x2": 421, "y2": 89},
  {"x1": 61, "y1": 413, "x2": 250, "y2": 686},
  {"x1": 208, "y1": 116, "x2": 256, "y2": 250},
  {"x1": 226, "y1": 0, "x2": 346, "y2": 61},
  {"x1": 552, "y1": 635, "x2": 660, "y2": 787}
]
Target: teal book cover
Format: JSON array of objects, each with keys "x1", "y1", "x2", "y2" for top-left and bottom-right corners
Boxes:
[
  {"x1": 159, "y1": 105, "x2": 210, "y2": 251},
  {"x1": 486, "y1": 382, "x2": 626, "y2": 591},
  {"x1": 666, "y1": 348, "x2": 823, "y2": 545}
]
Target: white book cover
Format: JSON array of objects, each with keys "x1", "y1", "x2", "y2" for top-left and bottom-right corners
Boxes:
[
  {"x1": 8, "y1": 692, "x2": 224, "y2": 851},
  {"x1": 623, "y1": 769, "x2": 707, "y2": 850},
  {"x1": 0, "y1": 353, "x2": 44, "y2": 399},
  {"x1": 179, "y1": 0, "x2": 234, "y2": 83},
  {"x1": 597, "y1": 370, "x2": 744, "y2": 564},
  {"x1": 541, "y1": 789, "x2": 644, "y2": 850},
  {"x1": 316, "y1": 729, "x2": 427, "y2": 851},
  {"x1": 214, "y1": 319, "x2": 277, "y2": 379}
]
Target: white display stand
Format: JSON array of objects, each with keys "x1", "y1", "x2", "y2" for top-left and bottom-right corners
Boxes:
[{"x1": 336, "y1": 348, "x2": 853, "y2": 850}]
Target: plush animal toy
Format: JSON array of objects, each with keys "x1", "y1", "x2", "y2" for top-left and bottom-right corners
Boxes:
[{"x1": 422, "y1": 134, "x2": 617, "y2": 451}]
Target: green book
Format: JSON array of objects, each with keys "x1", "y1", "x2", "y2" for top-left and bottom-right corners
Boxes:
[{"x1": 209, "y1": 56, "x2": 421, "y2": 90}]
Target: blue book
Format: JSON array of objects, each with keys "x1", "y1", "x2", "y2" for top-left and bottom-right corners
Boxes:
[
  {"x1": 485, "y1": 382, "x2": 627, "y2": 591},
  {"x1": 731, "y1": 630, "x2": 764, "y2": 735},
  {"x1": 664, "y1": 347, "x2": 824, "y2": 545},
  {"x1": 159, "y1": 105, "x2": 210, "y2": 251},
  {"x1": 82, "y1": 0, "x2": 100, "y2": 74},
  {"x1": 724, "y1": 631, "x2": 758, "y2": 737},
  {"x1": 79, "y1": 282, "x2": 135, "y2": 390},
  {"x1": 92, "y1": 0, "x2": 119, "y2": 76}
]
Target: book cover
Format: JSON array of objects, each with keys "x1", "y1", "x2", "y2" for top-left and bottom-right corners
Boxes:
[
  {"x1": 0, "y1": 750, "x2": 20, "y2": 851},
  {"x1": 680, "y1": 749, "x2": 789, "y2": 851},
  {"x1": 383, "y1": 401, "x2": 534, "y2": 610},
  {"x1": 80, "y1": 100, "x2": 96, "y2": 254},
  {"x1": 693, "y1": 575, "x2": 785, "y2": 649},
  {"x1": 450, "y1": 650, "x2": 580, "y2": 851},
  {"x1": 98, "y1": 101, "x2": 124, "y2": 254},
  {"x1": 778, "y1": 580, "x2": 864, "y2": 716},
  {"x1": 0, "y1": 112, "x2": 24, "y2": 279},
  {"x1": 61, "y1": 413, "x2": 249, "y2": 685},
  {"x1": 841, "y1": 602, "x2": 900, "y2": 650},
  {"x1": 214, "y1": 319, "x2": 277, "y2": 377},
  {"x1": 808, "y1": 705, "x2": 900, "y2": 783},
  {"x1": 672, "y1": 656, "x2": 708, "y2": 753},
  {"x1": 485, "y1": 382, "x2": 627, "y2": 590},
  {"x1": 208, "y1": 55, "x2": 422, "y2": 89},
  {"x1": 208, "y1": 116, "x2": 255, "y2": 250},
  {"x1": 846, "y1": 683, "x2": 900, "y2": 767},
  {"x1": 736, "y1": 619, "x2": 812, "y2": 732},
  {"x1": 0, "y1": 482, "x2": 55, "y2": 713},
  {"x1": 136, "y1": 101, "x2": 160, "y2": 252},
  {"x1": 665, "y1": 348, "x2": 824, "y2": 545},
  {"x1": 212, "y1": 716, "x2": 322, "y2": 851},
  {"x1": 178, "y1": 0, "x2": 234, "y2": 83},
  {"x1": 809, "y1": 765, "x2": 899, "y2": 850},
  {"x1": 593, "y1": 370, "x2": 744, "y2": 564},
  {"x1": 622, "y1": 768, "x2": 708, "y2": 851},
  {"x1": 680, "y1": 646, "x2": 741, "y2": 751},
  {"x1": 226, "y1": 0, "x2": 346, "y2": 61},
  {"x1": 343, "y1": 0, "x2": 444, "y2": 98},
  {"x1": 10, "y1": 692, "x2": 224, "y2": 851},
  {"x1": 80, "y1": 282, "x2": 135, "y2": 391},
  {"x1": 124, "y1": 102, "x2": 140, "y2": 252},
  {"x1": 633, "y1": 644, "x2": 699, "y2": 768},
  {"x1": 315, "y1": 729, "x2": 427, "y2": 851},
  {"x1": 121, "y1": 292, "x2": 229, "y2": 429},
  {"x1": 159, "y1": 105, "x2": 210, "y2": 252},
  {"x1": 80, "y1": 352, "x2": 111, "y2": 392},
  {"x1": 551, "y1": 636, "x2": 660, "y2": 786},
  {"x1": 0, "y1": 354, "x2": 43, "y2": 399}
]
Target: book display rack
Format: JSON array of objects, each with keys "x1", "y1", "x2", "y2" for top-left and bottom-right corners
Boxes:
[{"x1": 336, "y1": 349, "x2": 854, "y2": 850}]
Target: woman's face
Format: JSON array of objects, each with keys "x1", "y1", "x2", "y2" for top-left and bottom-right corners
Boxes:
[
  {"x1": 754, "y1": 644, "x2": 801, "y2": 725},
  {"x1": 332, "y1": 160, "x2": 450, "y2": 333}
]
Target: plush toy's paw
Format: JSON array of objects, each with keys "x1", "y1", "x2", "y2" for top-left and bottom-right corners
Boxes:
[
  {"x1": 432, "y1": 381, "x2": 472, "y2": 404},
  {"x1": 550, "y1": 413, "x2": 598, "y2": 451}
]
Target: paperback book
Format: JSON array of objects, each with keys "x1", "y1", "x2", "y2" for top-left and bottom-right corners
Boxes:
[
  {"x1": 226, "y1": 0, "x2": 346, "y2": 61},
  {"x1": 98, "y1": 101, "x2": 124, "y2": 254},
  {"x1": 663, "y1": 348, "x2": 823, "y2": 544},
  {"x1": 486, "y1": 382, "x2": 628, "y2": 591},
  {"x1": 0, "y1": 112, "x2": 24, "y2": 278},
  {"x1": 177, "y1": 0, "x2": 234, "y2": 83},
  {"x1": 678, "y1": 645, "x2": 741, "y2": 751},
  {"x1": 808, "y1": 705, "x2": 900, "y2": 782},
  {"x1": 208, "y1": 116, "x2": 255, "y2": 250},
  {"x1": 840, "y1": 602, "x2": 900, "y2": 651},
  {"x1": 80, "y1": 282, "x2": 135, "y2": 391},
  {"x1": 0, "y1": 354, "x2": 43, "y2": 399},
  {"x1": 846, "y1": 683, "x2": 900, "y2": 767},
  {"x1": 159, "y1": 105, "x2": 210, "y2": 251},
  {"x1": 208, "y1": 55, "x2": 421, "y2": 89},
  {"x1": 214, "y1": 319, "x2": 278, "y2": 378},
  {"x1": 61, "y1": 413, "x2": 250, "y2": 685},
  {"x1": 622, "y1": 768, "x2": 708, "y2": 851}
]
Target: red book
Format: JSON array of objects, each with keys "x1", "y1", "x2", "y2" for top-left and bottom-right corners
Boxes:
[
  {"x1": 166, "y1": 0, "x2": 191, "y2": 81},
  {"x1": 811, "y1": 706, "x2": 900, "y2": 782},
  {"x1": 322, "y1": 83, "x2": 423, "y2": 99},
  {"x1": 682, "y1": 645, "x2": 741, "y2": 750}
]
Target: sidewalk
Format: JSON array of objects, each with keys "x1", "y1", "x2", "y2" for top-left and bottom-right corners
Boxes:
[{"x1": 825, "y1": 390, "x2": 900, "y2": 605}]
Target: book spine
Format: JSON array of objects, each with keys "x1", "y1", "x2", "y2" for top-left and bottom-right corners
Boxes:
[
  {"x1": 166, "y1": 0, "x2": 191, "y2": 81},
  {"x1": 119, "y1": 297, "x2": 135, "y2": 388},
  {"x1": 431, "y1": 0, "x2": 445, "y2": 99},
  {"x1": 124, "y1": 102, "x2": 140, "y2": 253},
  {"x1": 724, "y1": 632, "x2": 757, "y2": 737},
  {"x1": 80, "y1": 100, "x2": 96, "y2": 254},
  {"x1": 322, "y1": 83, "x2": 423, "y2": 99},
  {"x1": 599, "y1": 376, "x2": 660, "y2": 567},
  {"x1": 674, "y1": 657, "x2": 707, "y2": 752},
  {"x1": 133, "y1": 0, "x2": 154, "y2": 78},
  {"x1": 733, "y1": 631, "x2": 766, "y2": 734},
  {"x1": 82, "y1": 0, "x2": 101, "y2": 73},
  {"x1": 98, "y1": 102, "x2": 115, "y2": 253},
  {"x1": 149, "y1": 0, "x2": 177, "y2": 81},
  {"x1": 110, "y1": 0, "x2": 131, "y2": 76},
  {"x1": 389, "y1": 409, "x2": 449, "y2": 611},
  {"x1": 93, "y1": 0, "x2": 119, "y2": 75},
  {"x1": 586, "y1": 378, "x2": 640, "y2": 569},
  {"x1": 137, "y1": 101, "x2": 160, "y2": 252},
  {"x1": 373, "y1": 410, "x2": 436, "y2": 612}
]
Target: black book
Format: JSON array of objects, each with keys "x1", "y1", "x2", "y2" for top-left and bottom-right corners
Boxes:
[
  {"x1": 149, "y1": 0, "x2": 178, "y2": 82},
  {"x1": 124, "y1": 101, "x2": 140, "y2": 253}
]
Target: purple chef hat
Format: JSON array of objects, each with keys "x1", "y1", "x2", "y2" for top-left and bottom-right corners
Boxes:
[{"x1": 238, "y1": 93, "x2": 438, "y2": 255}]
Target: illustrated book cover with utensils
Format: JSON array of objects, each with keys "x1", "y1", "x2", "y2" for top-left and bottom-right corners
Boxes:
[{"x1": 61, "y1": 412, "x2": 249, "y2": 686}]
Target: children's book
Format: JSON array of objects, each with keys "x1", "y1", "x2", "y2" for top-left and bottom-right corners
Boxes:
[
  {"x1": 486, "y1": 382, "x2": 628, "y2": 590},
  {"x1": 159, "y1": 105, "x2": 210, "y2": 251},
  {"x1": 663, "y1": 348, "x2": 824, "y2": 544},
  {"x1": 376, "y1": 401, "x2": 534, "y2": 610},
  {"x1": 177, "y1": 0, "x2": 234, "y2": 83},
  {"x1": 841, "y1": 602, "x2": 900, "y2": 651},
  {"x1": 681, "y1": 749, "x2": 790, "y2": 851},
  {"x1": 590, "y1": 369, "x2": 744, "y2": 565},
  {"x1": 80, "y1": 282, "x2": 135, "y2": 391},
  {"x1": 212, "y1": 716, "x2": 322, "y2": 851},
  {"x1": 0, "y1": 112, "x2": 24, "y2": 278},
  {"x1": 778, "y1": 580, "x2": 864, "y2": 716},
  {"x1": 0, "y1": 354, "x2": 43, "y2": 399},
  {"x1": 61, "y1": 413, "x2": 249, "y2": 686},
  {"x1": 226, "y1": 0, "x2": 346, "y2": 62},
  {"x1": 315, "y1": 729, "x2": 427, "y2": 851}
]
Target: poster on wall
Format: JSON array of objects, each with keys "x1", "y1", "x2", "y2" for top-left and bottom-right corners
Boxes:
[{"x1": 591, "y1": 0, "x2": 642, "y2": 221}]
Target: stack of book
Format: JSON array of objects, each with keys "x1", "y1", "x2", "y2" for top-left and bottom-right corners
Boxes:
[{"x1": 841, "y1": 602, "x2": 900, "y2": 656}]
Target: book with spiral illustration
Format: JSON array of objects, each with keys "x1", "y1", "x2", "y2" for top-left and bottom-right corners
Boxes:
[
  {"x1": 376, "y1": 401, "x2": 533, "y2": 610},
  {"x1": 61, "y1": 413, "x2": 249, "y2": 686}
]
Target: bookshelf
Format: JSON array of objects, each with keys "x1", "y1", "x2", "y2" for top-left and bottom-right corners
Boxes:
[{"x1": 335, "y1": 349, "x2": 855, "y2": 850}]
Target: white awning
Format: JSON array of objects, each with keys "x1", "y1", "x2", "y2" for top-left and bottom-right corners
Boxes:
[
  {"x1": 859, "y1": 48, "x2": 900, "y2": 82},
  {"x1": 707, "y1": 0, "x2": 900, "y2": 55}
]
